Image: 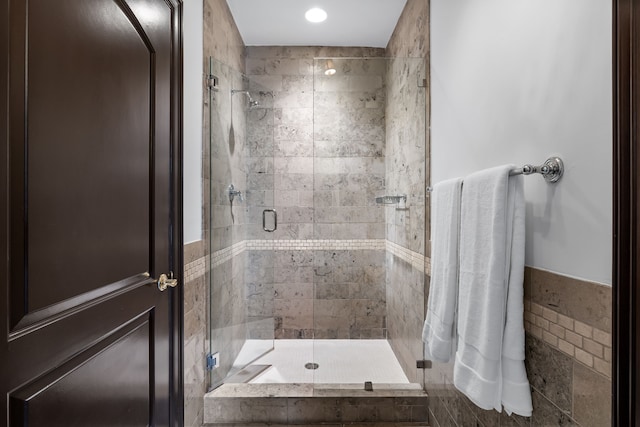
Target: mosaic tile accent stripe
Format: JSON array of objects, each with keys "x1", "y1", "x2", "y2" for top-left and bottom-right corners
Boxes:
[
  {"x1": 211, "y1": 239, "x2": 431, "y2": 274},
  {"x1": 245, "y1": 239, "x2": 386, "y2": 251},
  {"x1": 185, "y1": 256, "x2": 206, "y2": 282},
  {"x1": 212, "y1": 239, "x2": 388, "y2": 265},
  {"x1": 211, "y1": 241, "x2": 246, "y2": 267},
  {"x1": 386, "y1": 240, "x2": 429, "y2": 273},
  {"x1": 525, "y1": 300, "x2": 612, "y2": 378}
]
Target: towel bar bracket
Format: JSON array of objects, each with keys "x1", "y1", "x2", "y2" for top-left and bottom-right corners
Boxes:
[{"x1": 515, "y1": 156, "x2": 564, "y2": 183}]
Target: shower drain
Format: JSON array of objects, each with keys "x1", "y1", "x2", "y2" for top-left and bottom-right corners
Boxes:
[{"x1": 304, "y1": 362, "x2": 319, "y2": 370}]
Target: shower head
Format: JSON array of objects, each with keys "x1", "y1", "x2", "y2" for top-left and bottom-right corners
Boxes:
[{"x1": 231, "y1": 89, "x2": 260, "y2": 108}]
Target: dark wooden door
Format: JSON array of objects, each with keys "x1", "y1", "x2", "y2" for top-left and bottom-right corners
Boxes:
[{"x1": 0, "y1": 0, "x2": 183, "y2": 425}]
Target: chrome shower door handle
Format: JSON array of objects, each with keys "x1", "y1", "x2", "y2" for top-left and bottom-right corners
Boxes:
[{"x1": 262, "y1": 209, "x2": 277, "y2": 232}]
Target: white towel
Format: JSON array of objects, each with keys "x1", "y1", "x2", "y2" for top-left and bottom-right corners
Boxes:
[
  {"x1": 453, "y1": 165, "x2": 532, "y2": 416},
  {"x1": 422, "y1": 177, "x2": 463, "y2": 363}
]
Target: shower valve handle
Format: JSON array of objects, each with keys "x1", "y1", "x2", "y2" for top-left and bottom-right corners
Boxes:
[{"x1": 228, "y1": 184, "x2": 243, "y2": 202}]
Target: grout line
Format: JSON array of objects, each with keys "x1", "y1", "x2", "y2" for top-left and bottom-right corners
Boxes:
[{"x1": 530, "y1": 385, "x2": 577, "y2": 422}]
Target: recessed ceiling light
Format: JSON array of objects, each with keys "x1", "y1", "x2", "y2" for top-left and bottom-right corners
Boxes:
[{"x1": 305, "y1": 7, "x2": 327, "y2": 23}]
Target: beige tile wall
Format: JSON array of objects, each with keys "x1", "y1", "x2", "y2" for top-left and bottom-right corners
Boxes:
[
  {"x1": 203, "y1": 0, "x2": 244, "y2": 73},
  {"x1": 244, "y1": 47, "x2": 387, "y2": 243},
  {"x1": 386, "y1": 0, "x2": 429, "y2": 59},
  {"x1": 525, "y1": 301, "x2": 611, "y2": 378},
  {"x1": 385, "y1": 4, "x2": 429, "y2": 256},
  {"x1": 183, "y1": 241, "x2": 207, "y2": 427},
  {"x1": 237, "y1": 238, "x2": 426, "y2": 340},
  {"x1": 384, "y1": 0, "x2": 430, "y2": 391},
  {"x1": 243, "y1": 49, "x2": 392, "y2": 340}
]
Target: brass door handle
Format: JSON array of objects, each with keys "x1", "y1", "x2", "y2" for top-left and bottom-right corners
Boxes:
[{"x1": 158, "y1": 272, "x2": 178, "y2": 291}]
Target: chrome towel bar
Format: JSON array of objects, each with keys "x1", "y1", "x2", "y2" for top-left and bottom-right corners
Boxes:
[{"x1": 427, "y1": 156, "x2": 564, "y2": 193}]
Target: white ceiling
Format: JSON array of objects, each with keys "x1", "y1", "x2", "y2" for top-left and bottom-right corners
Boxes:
[{"x1": 225, "y1": 0, "x2": 408, "y2": 48}]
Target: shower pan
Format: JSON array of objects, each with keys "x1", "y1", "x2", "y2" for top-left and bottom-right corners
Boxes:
[{"x1": 205, "y1": 54, "x2": 429, "y2": 395}]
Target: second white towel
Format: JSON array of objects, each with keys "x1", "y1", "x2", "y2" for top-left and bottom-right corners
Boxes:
[{"x1": 453, "y1": 165, "x2": 532, "y2": 416}]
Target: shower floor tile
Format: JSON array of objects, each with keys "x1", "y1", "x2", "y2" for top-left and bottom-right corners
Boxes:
[{"x1": 241, "y1": 339, "x2": 409, "y2": 384}]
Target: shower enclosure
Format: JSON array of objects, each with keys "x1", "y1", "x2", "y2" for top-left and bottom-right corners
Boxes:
[{"x1": 206, "y1": 52, "x2": 428, "y2": 391}]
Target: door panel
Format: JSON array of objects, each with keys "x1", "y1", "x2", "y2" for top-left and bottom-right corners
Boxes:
[
  {"x1": 10, "y1": 314, "x2": 153, "y2": 427},
  {"x1": 25, "y1": 0, "x2": 153, "y2": 313},
  {"x1": 0, "y1": 0, "x2": 182, "y2": 425},
  {"x1": 8, "y1": 0, "x2": 163, "y2": 323}
]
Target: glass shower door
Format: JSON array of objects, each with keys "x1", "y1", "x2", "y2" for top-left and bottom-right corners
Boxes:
[{"x1": 207, "y1": 57, "x2": 275, "y2": 389}]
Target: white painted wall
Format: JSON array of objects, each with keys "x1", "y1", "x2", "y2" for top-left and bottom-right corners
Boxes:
[
  {"x1": 431, "y1": 0, "x2": 612, "y2": 285},
  {"x1": 183, "y1": 0, "x2": 203, "y2": 244}
]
